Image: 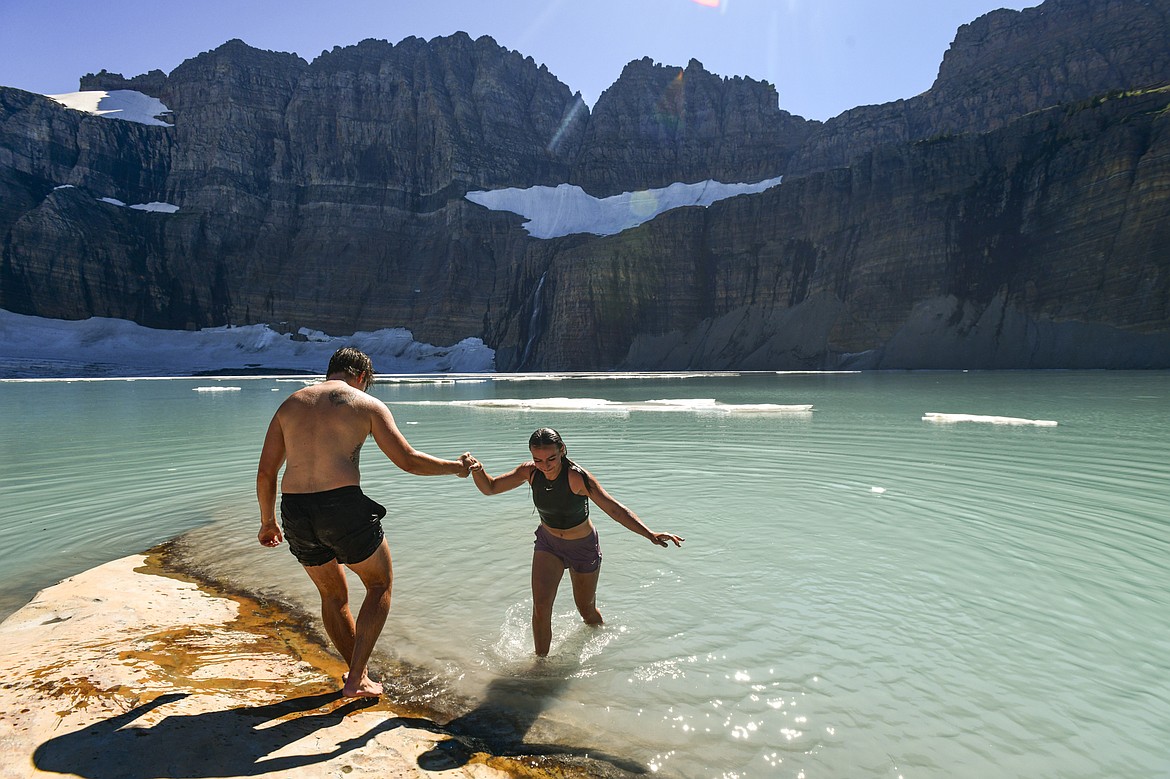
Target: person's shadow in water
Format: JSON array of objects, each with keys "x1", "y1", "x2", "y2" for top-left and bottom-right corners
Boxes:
[
  {"x1": 33, "y1": 691, "x2": 431, "y2": 778},
  {"x1": 417, "y1": 639, "x2": 649, "y2": 776}
]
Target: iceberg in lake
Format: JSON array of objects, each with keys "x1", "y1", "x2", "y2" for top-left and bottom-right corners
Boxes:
[{"x1": 923, "y1": 412, "x2": 1057, "y2": 427}]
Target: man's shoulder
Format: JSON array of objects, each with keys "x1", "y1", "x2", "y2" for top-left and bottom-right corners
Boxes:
[
  {"x1": 280, "y1": 382, "x2": 376, "y2": 411},
  {"x1": 310, "y1": 380, "x2": 378, "y2": 409}
]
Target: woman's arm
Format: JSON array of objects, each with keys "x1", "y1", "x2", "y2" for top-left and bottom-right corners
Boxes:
[
  {"x1": 572, "y1": 467, "x2": 684, "y2": 547},
  {"x1": 467, "y1": 456, "x2": 534, "y2": 496}
]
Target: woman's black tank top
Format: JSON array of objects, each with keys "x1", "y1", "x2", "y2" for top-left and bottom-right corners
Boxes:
[{"x1": 531, "y1": 458, "x2": 590, "y2": 530}]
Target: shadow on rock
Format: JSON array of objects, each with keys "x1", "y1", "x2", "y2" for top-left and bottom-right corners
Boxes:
[{"x1": 34, "y1": 691, "x2": 426, "y2": 778}]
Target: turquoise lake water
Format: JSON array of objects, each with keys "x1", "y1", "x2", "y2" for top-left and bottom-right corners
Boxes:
[{"x1": 2, "y1": 371, "x2": 1168, "y2": 778}]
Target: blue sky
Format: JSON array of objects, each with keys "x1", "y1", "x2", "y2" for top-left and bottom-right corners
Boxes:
[{"x1": 1, "y1": 0, "x2": 1036, "y2": 122}]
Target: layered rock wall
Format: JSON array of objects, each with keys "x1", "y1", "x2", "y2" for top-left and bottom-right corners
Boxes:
[
  {"x1": 570, "y1": 57, "x2": 815, "y2": 196},
  {"x1": 597, "y1": 89, "x2": 1170, "y2": 370},
  {"x1": 2, "y1": 0, "x2": 1170, "y2": 370}
]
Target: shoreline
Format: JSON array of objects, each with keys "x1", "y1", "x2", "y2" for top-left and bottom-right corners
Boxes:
[{"x1": 0, "y1": 543, "x2": 640, "y2": 779}]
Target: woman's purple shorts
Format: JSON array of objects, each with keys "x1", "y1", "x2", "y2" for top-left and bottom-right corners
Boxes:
[{"x1": 533, "y1": 524, "x2": 602, "y2": 573}]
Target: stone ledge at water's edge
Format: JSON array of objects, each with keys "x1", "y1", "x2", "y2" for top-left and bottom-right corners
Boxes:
[{"x1": 0, "y1": 549, "x2": 639, "y2": 779}]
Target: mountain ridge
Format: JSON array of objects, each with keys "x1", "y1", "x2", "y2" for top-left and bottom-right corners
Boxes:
[{"x1": 2, "y1": 0, "x2": 1169, "y2": 370}]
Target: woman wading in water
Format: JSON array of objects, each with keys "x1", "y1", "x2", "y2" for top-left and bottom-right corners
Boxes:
[{"x1": 465, "y1": 428, "x2": 683, "y2": 656}]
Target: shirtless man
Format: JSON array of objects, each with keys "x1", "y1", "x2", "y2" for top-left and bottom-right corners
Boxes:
[{"x1": 256, "y1": 347, "x2": 472, "y2": 697}]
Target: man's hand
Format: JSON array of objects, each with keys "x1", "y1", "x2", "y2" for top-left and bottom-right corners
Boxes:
[
  {"x1": 459, "y1": 452, "x2": 481, "y2": 476},
  {"x1": 259, "y1": 522, "x2": 283, "y2": 548}
]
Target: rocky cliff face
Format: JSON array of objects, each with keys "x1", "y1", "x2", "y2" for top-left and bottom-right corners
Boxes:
[
  {"x1": 2, "y1": 0, "x2": 1170, "y2": 370},
  {"x1": 570, "y1": 57, "x2": 816, "y2": 196},
  {"x1": 5, "y1": 34, "x2": 591, "y2": 338},
  {"x1": 534, "y1": 88, "x2": 1170, "y2": 370},
  {"x1": 786, "y1": 0, "x2": 1170, "y2": 175}
]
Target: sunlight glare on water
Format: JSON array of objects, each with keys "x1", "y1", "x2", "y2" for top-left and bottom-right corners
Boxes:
[{"x1": 2, "y1": 371, "x2": 1168, "y2": 778}]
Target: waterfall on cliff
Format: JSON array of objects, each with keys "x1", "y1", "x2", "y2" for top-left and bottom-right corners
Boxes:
[{"x1": 517, "y1": 272, "x2": 548, "y2": 369}]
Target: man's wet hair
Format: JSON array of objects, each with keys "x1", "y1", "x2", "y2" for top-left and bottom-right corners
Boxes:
[{"x1": 327, "y1": 347, "x2": 374, "y2": 390}]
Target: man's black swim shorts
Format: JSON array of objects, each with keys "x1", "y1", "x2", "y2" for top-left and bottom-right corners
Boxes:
[{"x1": 280, "y1": 486, "x2": 387, "y2": 567}]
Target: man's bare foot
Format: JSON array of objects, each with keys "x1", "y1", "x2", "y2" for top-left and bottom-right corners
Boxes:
[{"x1": 341, "y1": 674, "x2": 383, "y2": 698}]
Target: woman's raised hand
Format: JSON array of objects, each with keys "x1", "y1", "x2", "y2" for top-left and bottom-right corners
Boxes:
[{"x1": 650, "y1": 532, "x2": 684, "y2": 547}]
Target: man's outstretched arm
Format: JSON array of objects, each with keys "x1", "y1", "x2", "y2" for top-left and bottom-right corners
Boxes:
[{"x1": 369, "y1": 401, "x2": 469, "y2": 477}]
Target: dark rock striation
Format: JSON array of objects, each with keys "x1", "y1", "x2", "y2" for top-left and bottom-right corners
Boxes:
[
  {"x1": 2, "y1": 0, "x2": 1170, "y2": 370},
  {"x1": 570, "y1": 57, "x2": 815, "y2": 196}
]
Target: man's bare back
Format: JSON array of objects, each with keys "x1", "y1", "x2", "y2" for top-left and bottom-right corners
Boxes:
[
  {"x1": 256, "y1": 348, "x2": 474, "y2": 698},
  {"x1": 275, "y1": 380, "x2": 378, "y2": 494}
]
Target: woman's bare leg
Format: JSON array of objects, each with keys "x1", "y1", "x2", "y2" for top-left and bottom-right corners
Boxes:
[
  {"x1": 568, "y1": 566, "x2": 603, "y2": 625},
  {"x1": 531, "y1": 550, "x2": 565, "y2": 656}
]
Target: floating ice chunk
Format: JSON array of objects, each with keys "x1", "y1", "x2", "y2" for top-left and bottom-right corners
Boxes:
[
  {"x1": 642, "y1": 398, "x2": 812, "y2": 413},
  {"x1": 395, "y1": 397, "x2": 812, "y2": 414},
  {"x1": 870, "y1": 486, "x2": 887, "y2": 494},
  {"x1": 923, "y1": 412, "x2": 1057, "y2": 427},
  {"x1": 488, "y1": 371, "x2": 730, "y2": 382},
  {"x1": 720, "y1": 403, "x2": 811, "y2": 413},
  {"x1": 459, "y1": 397, "x2": 625, "y2": 412}
]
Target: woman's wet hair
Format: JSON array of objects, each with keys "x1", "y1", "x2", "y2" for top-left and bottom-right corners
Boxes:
[
  {"x1": 529, "y1": 427, "x2": 596, "y2": 490},
  {"x1": 529, "y1": 427, "x2": 565, "y2": 453}
]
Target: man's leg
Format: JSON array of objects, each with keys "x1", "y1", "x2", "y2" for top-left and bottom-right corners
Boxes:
[
  {"x1": 531, "y1": 551, "x2": 565, "y2": 657},
  {"x1": 303, "y1": 560, "x2": 356, "y2": 669},
  {"x1": 340, "y1": 539, "x2": 393, "y2": 697}
]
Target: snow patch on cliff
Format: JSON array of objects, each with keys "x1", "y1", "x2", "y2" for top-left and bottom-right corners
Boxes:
[
  {"x1": 96, "y1": 197, "x2": 180, "y2": 213},
  {"x1": 466, "y1": 176, "x2": 783, "y2": 238},
  {"x1": 45, "y1": 90, "x2": 172, "y2": 126}
]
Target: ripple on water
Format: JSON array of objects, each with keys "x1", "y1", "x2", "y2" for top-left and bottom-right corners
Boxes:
[{"x1": 4, "y1": 372, "x2": 1169, "y2": 778}]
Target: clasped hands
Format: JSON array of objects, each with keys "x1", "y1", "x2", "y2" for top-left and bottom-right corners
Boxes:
[{"x1": 458, "y1": 452, "x2": 483, "y2": 476}]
